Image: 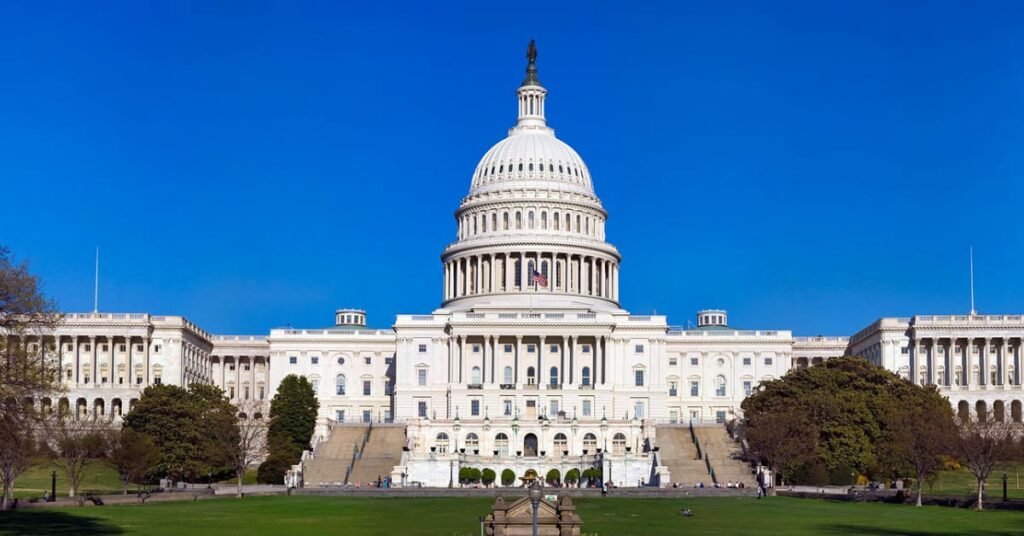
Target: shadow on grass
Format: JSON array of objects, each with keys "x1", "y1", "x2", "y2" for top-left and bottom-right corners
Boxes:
[
  {"x1": 0, "y1": 510, "x2": 123, "y2": 536},
  {"x1": 821, "y1": 524, "x2": 1021, "y2": 536}
]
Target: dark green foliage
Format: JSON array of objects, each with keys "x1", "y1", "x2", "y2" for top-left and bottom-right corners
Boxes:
[
  {"x1": 742, "y1": 356, "x2": 957, "y2": 485},
  {"x1": 257, "y1": 375, "x2": 318, "y2": 484},
  {"x1": 122, "y1": 383, "x2": 239, "y2": 481},
  {"x1": 500, "y1": 468, "x2": 515, "y2": 486},
  {"x1": 481, "y1": 468, "x2": 495, "y2": 486},
  {"x1": 545, "y1": 468, "x2": 560, "y2": 485},
  {"x1": 564, "y1": 468, "x2": 580, "y2": 484},
  {"x1": 458, "y1": 467, "x2": 481, "y2": 484}
]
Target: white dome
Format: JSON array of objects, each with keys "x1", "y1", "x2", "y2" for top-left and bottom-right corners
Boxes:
[{"x1": 470, "y1": 129, "x2": 595, "y2": 197}]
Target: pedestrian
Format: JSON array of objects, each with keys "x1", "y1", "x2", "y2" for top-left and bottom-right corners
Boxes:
[
  {"x1": 601, "y1": 481, "x2": 608, "y2": 497},
  {"x1": 756, "y1": 471, "x2": 765, "y2": 499}
]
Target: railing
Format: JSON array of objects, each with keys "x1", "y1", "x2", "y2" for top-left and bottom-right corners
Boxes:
[
  {"x1": 667, "y1": 329, "x2": 786, "y2": 338},
  {"x1": 499, "y1": 384, "x2": 515, "y2": 390}
]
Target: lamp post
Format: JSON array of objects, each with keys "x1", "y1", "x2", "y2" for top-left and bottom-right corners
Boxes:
[
  {"x1": 528, "y1": 480, "x2": 543, "y2": 536},
  {"x1": 50, "y1": 469, "x2": 57, "y2": 502}
]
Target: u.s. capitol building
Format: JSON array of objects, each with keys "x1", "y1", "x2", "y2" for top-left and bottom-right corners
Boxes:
[{"x1": 35, "y1": 44, "x2": 1024, "y2": 487}]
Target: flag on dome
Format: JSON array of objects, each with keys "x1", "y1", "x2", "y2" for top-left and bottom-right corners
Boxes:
[{"x1": 531, "y1": 270, "x2": 548, "y2": 287}]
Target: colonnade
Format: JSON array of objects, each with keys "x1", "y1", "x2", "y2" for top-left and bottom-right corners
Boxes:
[
  {"x1": 911, "y1": 336, "x2": 1023, "y2": 389},
  {"x1": 443, "y1": 251, "x2": 618, "y2": 302},
  {"x1": 446, "y1": 334, "x2": 608, "y2": 389},
  {"x1": 17, "y1": 334, "x2": 158, "y2": 388},
  {"x1": 211, "y1": 355, "x2": 269, "y2": 403}
]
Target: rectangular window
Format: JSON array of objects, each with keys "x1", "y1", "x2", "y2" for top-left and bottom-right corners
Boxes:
[
  {"x1": 473, "y1": 345, "x2": 480, "y2": 353},
  {"x1": 363, "y1": 380, "x2": 371, "y2": 396},
  {"x1": 690, "y1": 357, "x2": 699, "y2": 366},
  {"x1": 742, "y1": 357, "x2": 751, "y2": 366},
  {"x1": 550, "y1": 344, "x2": 559, "y2": 353},
  {"x1": 417, "y1": 401, "x2": 427, "y2": 418},
  {"x1": 764, "y1": 357, "x2": 773, "y2": 366},
  {"x1": 418, "y1": 344, "x2": 427, "y2": 353},
  {"x1": 582, "y1": 399, "x2": 592, "y2": 417},
  {"x1": 136, "y1": 344, "x2": 143, "y2": 352},
  {"x1": 84, "y1": 344, "x2": 92, "y2": 352},
  {"x1": 471, "y1": 400, "x2": 480, "y2": 416},
  {"x1": 335, "y1": 410, "x2": 345, "y2": 422},
  {"x1": 901, "y1": 347, "x2": 909, "y2": 355},
  {"x1": 384, "y1": 380, "x2": 393, "y2": 395},
  {"x1": 244, "y1": 364, "x2": 250, "y2": 371},
  {"x1": 101, "y1": 344, "x2": 108, "y2": 352},
  {"x1": 418, "y1": 369, "x2": 427, "y2": 386},
  {"x1": 669, "y1": 381, "x2": 678, "y2": 397},
  {"x1": 582, "y1": 345, "x2": 591, "y2": 353},
  {"x1": 311, "y1": 356, "x2": 319, "y2": 365},
  {"x1": 550, "y1": 400, "x2": 559, "y2": 417},
  {"x1": 385, "y1": 357, "x2": 393, "y2": 365},
  {"x1": 670, "y1": 410, "x2": 679, "y2": 424},
  {"x1": 504, "y1": 344, "x2": 513, "y2": 353},
  {"x1": 634, "y1": 402, "x2": 645, "y2": 419},
  {"x1": 635, "y1": 344, "x2": 644, "y2": 353},
  {"x1": 716, "y1": 410, "x2": 726, "y2": 424},
  {"x1": 634, "y1": 370, "x2": 644, "y2": 387},
  {"x1": 364, "y1": 356, "x2": 372, "y2": 365},
  {"x1": 362, "y1": 410, "x2": 371, "y2": 423},
  {"x1": 743, "y1": 381, "x2": 752, "y2": 396},
  {"x1": 669, "y1": 358, "x2": 678, "y2": 366},
  {"x1": 503, "y1": 399, "x2": 512, "y2": 416},
  {"x1": 118, "y1": 344, "x2": 125, "y2": 352},
  {"x1": 690, "y1": 381, "x2": 699, "y2": 396},
  {"x1": 527, "y1": 344, "x2": 536, "y2": 353},
  {"x1": 289, "y1": 356, "x2": 297, "y2": 365}
]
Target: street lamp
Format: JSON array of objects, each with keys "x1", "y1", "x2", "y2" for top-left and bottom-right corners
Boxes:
[
  {"x1": 50, "y1": 469, "x2": 57, "y2": 502},
  {"x1": 528, "y1": 480, "x2": 543, "y2": 536}
]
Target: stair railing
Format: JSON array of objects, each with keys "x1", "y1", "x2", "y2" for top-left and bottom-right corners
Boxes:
[{"x1": 343, "y1": 444, "x2": 359, "y2": 485}]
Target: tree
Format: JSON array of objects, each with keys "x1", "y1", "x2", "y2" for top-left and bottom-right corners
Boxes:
[
  {"x1": 459, "y1": 467, "x2": 472, "y2": 485},
  {"x1": 481, "y1": 468, "x2": 496, "y2": 487},
  {"x1": 546, "y1": 468, "x2": 561, "y2": 485},
  {"x1": 258, "y1": 375, "x2": 318, "y2": 484},
  {"x1": 0, "y1": 246, "x2": 61, "y2": 510},
  {"x1": 49, "y1": 416, "x2": 108, "y2": 503},
  {"x1": 221, "y1": 401, "x2": 268, "y2": 498},
  {"x1": 501, "y1": 468, "x2": 516, "y2": 487},
  {"x1": 743, "y1": 407, "x2": 818, "y2": 487},
  {"x1": 107, "y1": 427, "x2": 159, "y2": 499},
  {"x1": 877, "y1": 384, "x2": 957, "y2": 506},
  {"x1": 564, "y1": 468, "x2": 580, "y2": 487},
  {"x1": 956, "y1": 418, "x2": 1018, "y2": 510}
]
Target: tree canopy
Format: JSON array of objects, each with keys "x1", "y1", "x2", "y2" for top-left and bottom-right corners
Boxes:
[{"x1": 257, "y1": 375, "x2": 318, "y2": 484}]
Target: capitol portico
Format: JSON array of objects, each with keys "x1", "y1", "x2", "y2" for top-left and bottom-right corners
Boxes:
[{"x1": 19, "y1": 42, "x2": 1024, "y2": 488}]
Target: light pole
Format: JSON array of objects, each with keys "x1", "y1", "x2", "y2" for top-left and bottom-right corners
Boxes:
[{"x1": 528, "y1": 480, "x2": 543, "y2": 536}]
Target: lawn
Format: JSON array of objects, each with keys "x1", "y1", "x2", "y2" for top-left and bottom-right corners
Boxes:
[
  {"x1": 13, "y1": 462, "x2": 123, "y2": 499},
  {"x1": 2, "y1": 495, "x2": 1024, "y2": 535},
  {"x1": 928, "y1": 463, "x2": 1024, "y2": 499}
]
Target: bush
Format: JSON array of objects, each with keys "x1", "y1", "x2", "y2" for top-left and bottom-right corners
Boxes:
[
  {"x1": 459, "y1": 467, "x2": 473, "y2": 484},
  {"x1": 501, "y1": 469, "x2": 516, "y2": 486},
  {"x1": 468, "y1": 468, "x2": 481, "y2": 483},
  {"x1": 546, "y1": 469, "x2": 561, "y2": 485},
  {"x1": 256, "y1": 454, "x2": 293, "y2": 485},
  {"x1": 564, "y1": 468, "x2": 580, "y2": 485},
  {"x1": 481, "y1": 468, "x2": 496, "y2": 486}
]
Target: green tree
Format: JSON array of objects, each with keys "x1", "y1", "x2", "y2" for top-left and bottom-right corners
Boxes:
[
  {"x1": 459, "y1": 467, "x2": 472, "y2": 484},
  {"x1": 257, "y1": 375, "x2": 318, "y2": 484},
  {"x1": 564, "y1": 468, "x2": 580, "y2": 487},
  {"x1": 481, "y1": 468, "x2": 496, "y2": 487},
  {"x1": 501, "y1": 468, "x2": 516, "y2": 486},
  {"x1": 108, "y1": 427, "x2": 160, "y2": 498},
  {"x1": 546, "y1": 468, "x2": 561, "y2": 485}
]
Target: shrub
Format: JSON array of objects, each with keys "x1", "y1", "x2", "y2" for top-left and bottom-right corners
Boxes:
[
  {"x1": 546, "y1": 469, "x2": 561, "y2": 485},
  {"x1": 501, "y1": 469, "x2": 516, "y2": 486},
  {"x1": 256, "y1": 454, "x2": 293, "y2": 485},
  {"x1": 481, "y1": 468, "x2": 496, "y2": 486},
  {"x1": 564, "y1": 468, "x2": 580, "y2": 485}
]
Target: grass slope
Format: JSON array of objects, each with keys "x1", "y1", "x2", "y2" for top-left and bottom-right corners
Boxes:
[
  {"x1": 2, "y1": 496, "x2": 1024, "y2": 536},
  {"x1": 13, "y1": 462, "x2": 123, "y2": 499}
]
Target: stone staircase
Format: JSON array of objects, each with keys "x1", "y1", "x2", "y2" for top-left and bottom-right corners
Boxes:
[
  {"x1": 693, "y1": 425, "x2": 753, "y2": 486},
  {"x1": 348, "y1": 424, "x2": 406, "y2": 485},
  {"x1": 303, "y1": 424, "x2": 369, "y2": 487},
  {"x1": 655, "y1": 426, "x2": 713, "y2": 486}
]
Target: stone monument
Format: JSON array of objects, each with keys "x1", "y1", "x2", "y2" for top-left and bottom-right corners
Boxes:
[{"x1": 484, "y1": 494, "x2": 582, "y2": 536}]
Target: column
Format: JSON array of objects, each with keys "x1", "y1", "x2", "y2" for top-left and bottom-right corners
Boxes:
[
  {"x1": 447, "y1": 337, "x2": 454, "y2": 383},
  {"x1": 443, "y1": 262, "x2": 449, "y2": 300},
  {"x1": 490, "y1": 336, "x2": 497, "y2": 384},
  {"x1": 460, "y1": 336, "x2": 467, "y2": 384},
  {"x1": 515, "y1": 335, "x2": 522, "y2": 385},
  {"x1": 538, "y1": 336, "x2": 544, "y2": 387},
  {"x1": 73, "y1": 336, "x2": 80, "y2": 384},
  {"x1": 1001, "y1": 338, "x2": 1009, "y2": 389},
  {"x1": 504, "y1": 254, "x2": 513, "y2": 292},
  {"x1": 982, "y1": 338, "x2": 990, "y2": 387},
  {"x1": 89, "y1": 336, "x2": 97, "y2": 385},
  {"x1": 235, "y1": 356, "x2": 242, "y2": 400},
  {"x1": 568, "y1": 335, "x2": 575, "y2": 385},
  {"x1": 220, "y1": 355, "x2": 227, "y2": 389},
  {"x1": 481, "y1": 335, "x2": 487, "y2": 386},
  {"x1": 475, "y1": 255, "x2": 482, "y2": 294},
  {"x1": 143, "y1": 336, "x2": 151, "y2": 385},
  {"x1": 125, "y1": 336, "x2": 132, "y2": 387},
  {"x1": 108, "y1": 336, "x2": 115, "y2": 386},
  {"x1": 589, "y1": 257, "x2": 596, "y2": 296},
  {"x1": 560, "y1": 337, "x2": 566, "y2": 386},
  {"x1": 596, "y1": 336, "x2": 604, "y2": 385}
]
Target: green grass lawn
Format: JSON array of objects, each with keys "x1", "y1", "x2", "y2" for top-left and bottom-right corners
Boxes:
[
  {"x1": 13, "y1": 462, "x2": 123, "y2": 499},
  {"x1": 928, "y1": 463, "x2": 1024, "y2": 499},
  {"x1": 2, "y1": 495, "x2": 1024, "y2": 536}
]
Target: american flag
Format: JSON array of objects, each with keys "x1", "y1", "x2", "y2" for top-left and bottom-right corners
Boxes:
[{"x1": 531, "y1": 270, "x2": 548, "y2": 287}]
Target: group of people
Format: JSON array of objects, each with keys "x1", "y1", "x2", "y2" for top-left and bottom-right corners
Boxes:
[{"x1": 351, "y1": 476, "x2": 392, "y2": 489}]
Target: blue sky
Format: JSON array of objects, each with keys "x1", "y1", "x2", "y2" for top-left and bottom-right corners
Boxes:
[{"x1": 2, "y1": 1, "x2": 1022, "y2": 336}]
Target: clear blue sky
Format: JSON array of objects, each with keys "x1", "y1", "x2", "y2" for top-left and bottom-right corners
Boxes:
[{"x1": 2, "y1": 2, "x2": 1022, "y2": 336}]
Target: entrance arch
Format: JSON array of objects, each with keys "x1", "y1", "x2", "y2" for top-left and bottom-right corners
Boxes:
[
  {"x1": 957, "y1": 400, "x2": 970, "y2": 422},
  {"x1": 976, "y1": 400, "x2": 988, "y2": 422},
  {"x1": 524, "y1": 433, "x2": 538, "y2": 457},
  {"x1": 994, "y1": 400, "x2": 1005, "y2": 422},
  {"x1": 1013, "y1": 400, "x2": 1023, "y2": 423}
]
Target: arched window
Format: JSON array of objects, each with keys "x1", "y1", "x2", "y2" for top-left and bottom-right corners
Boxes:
[
  {"x1": 583, "y1": 433, "x2": 597, "y2": 452},
  {"x1": 473, "y1": 217, "x2": 478, "y2": 235},
  {"x1": 481, "y1": 215, "x2": 486, "y2": 233},
  {"x1": 576, "y1": 215, "x2": 581, "y2": 232},
  {"x1": 553, "y1": 433, "x2": 568, "y2": 455},
  {"x1": 555, "y1": 262, "x2": 562, "y2": 289},
  {"x1": 495, "y1": 433, "x2": 510, "y2": 456},
  {"x1": 581, "y1": 366, "x2": 591, "y2": 386},
  {"x1": 514, "y1": 259, "x2": 522, "y2": 288},
  {"x1": 436, "y1": 432, "x2": 449, "y2": 454},
  {"x1": 527, "y1": 261, "x2": 536, "y2": 287},
  {"x1": 715, "y1": 375, "x2": 726, "y2": 396},
  {"x1": 471, "y1": 366, "x2": 481, "y2": 385},
  {"x1": 503, "y1": 212, "x2": 509, "y2": 230},
  {"x1": 541, "y1": 211, "x2": 547, "y2": 229},
  {"x1": 516, "y1": 212, "x2": 522, "y2": 230},
  {"x1": 465, "y1": 433, "x2": 479, "y2": 453},
  {"x1": 504, "y1": 366, "x2": 513, "y2": 384},
  {"x1": 528, "y1": 211, "x2": 535, "y2": 229},
  {"x1": 553, "y1": 212, "x2": 560, "y2": 230},
  {"x1": 541, "y1": 261, "x2": 549, "y2": 281},
  {"x1": 491, "y1": 213, "x2": 497, "y2": 231},
  {"x1": 527, "y1": 366, "x2": 536, "y2": 385},
  {"x1": 550, "y1": 366, "x2": 558, "y2": 386},
  {"x1": 565, "y1": 213, "x2": 570, "y2": 231},
  {"x1": 336, "y1": 374, "x2": 346, "y2": 395},
  {"x1": 612, "y1": 433, "x2": 627, "y2": 455}
]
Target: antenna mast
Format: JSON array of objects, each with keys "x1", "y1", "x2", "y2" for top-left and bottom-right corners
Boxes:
[
  {"x1": 969, "y1": 246, "x2": 976, "y2": 316},
  {"x1": 93, "y1": 247, "x2": 99, "y2": 313}
]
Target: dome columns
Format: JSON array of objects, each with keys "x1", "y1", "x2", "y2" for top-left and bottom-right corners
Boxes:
[{"x1": 442, "y1": 250, "x2": 619, "y2": 304}]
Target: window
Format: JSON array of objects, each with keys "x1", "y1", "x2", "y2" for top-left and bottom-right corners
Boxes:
[
  {"x1": 473, "y1": 345, "x2": 481, "y2": 353},
  {"x1": 503, "y1": 399, "x2": 512, "y2": 416},
  {"x1": 583, "y1": 433, "x2": 597, "y2": 452},
  {"x1": 118, "y1": 344, "x2": 125, "y2": 352},
  {"x1": 581, "y1": 367, "x2": 591, "y2": 386},
  {"x1": 136, "y1": 344, "x2": 143, "y2": 352},
  {"x1": 384, "y1": 379, "x2": 393, "y2": 395},
  {"x1": 527, "y1": 345, "x2": 536, "y2": 353},
  {"x1": 526, "y1": 367, "x2": 536, "y2": 385},
  {"x1": 153, "y1": 345, "x2": 160, "y2": 353},
  {"x1": 634, "y1": 402, "x2": 645, "y2": 419},
  {"x1": 418, "y1": 368, "x2": 427, "y2": 386},
  {"x1": 337, "y1": 357, "x2": 345, "y2": 365},
  {"x1": 101, "y1": 344, "x2": 108, "y2": 352},
  {"x1": 362, "y1": 410, "x2": 371, "y2": 424},
  {"x1": 690, "y1": 381, "x2": 699, "y2": 396},
  {"x1": 504, "y1": 366, "x2": 513, "y2": 384},
  {"x1": 471, "y1": 366, "x2": 482, "y2": 385},
  {"x1": 364, "y1": 356, "x2": 372, "y2": 365},
  {"x1": 311, "y1": 356, "x2": 319, "y2": 365},
  {"x1": 635, "y1": 344, "x2": 644, "y2": 353},
  {"x1": 764, "y1": 357, "x2": 773, "y2": 366},
  {"x1": 550, "y1": 399, "x2": 559, "y2": 417},
  {"x1": 669, "y1": 358, "x2": 678, "y2": 366},
  {"x1": 743, "y1": 381, "x2": 752, "y2": 396},
  {"x1": 244, "y1": 364, "x2": 251, "y2": 371},
  {"x1": 612, "y1": 433, "x2": 627, "y2": 455},
  {"x1": 901, "y1": 347, "x2": 909, "y2": 355},
  {"x1": 690, "y1": 357, "x2": 699, "y2": 366},
  {"x1": 582, "y1": 345, "x2": 590, "y2": 353},
  {"x1": 259, "y1": 386, "x2": 265, "y2": 400},
  {"x1": 496, "y1": 433, "x2": 510, "y2": 456},
  {"x1": 471, "y1": 399, "x2": 480, "y2": 416},
  {"x1": 418, "y1": 344, "x2": 427, "y2": 352},
  {"x1": 466, "y1": 433, "x2": 479, "y2": 453},
  {"x1": 504, "y1": 344, "x2": 513, "y2": 353},
  {"x1": 550, "y1": 367, "x2": 558, "y2": 386},
  {"x1": 289, "y1": 356, "x2": 297, "y2": 365},
  {"x1": 582, "y1": 399, "x2": 592, "y2": 417},
  {"x1": 716, "y1": 410, "x2": 727, "y2": 424},
  {"x1": 553, "y1": 433, "x2": 567, "y2": 454},
  {"x1": 418, "y1": 401, "x2": 428, "y2": 418},
  {"x1": 742, "y1": 357, "x2": 751, "y2": 366},
  {"x1": 311, "y1": 378, "x2": 320, "y2": 392},
  {"x1": 335, "y1": 410, "x2": 345, "y2": 422},
  {"x1": 715, "y1": 375, "x2": 726, "y2": 396},
  {"x1": 669, "y1": 381, "x2": 678, "y2": 397},
  {"x1": 385, "y1": 357, "x2": 393, "y2": 365},
  {"x1": 634, "y1": 369, "x2": 644, "y2": 387},
  {"x1": 336, "y1": 374, "x2": 346, "y2": 395},
  {"x1": 363, "y1": 380, "x2": 371, "y2": 396},
  {"x1": 550, "y1": 344, "x2": 558, "y2": 353},
  {"x1": 436, "y1": 432, "x2": 449, "y2": 453}
]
